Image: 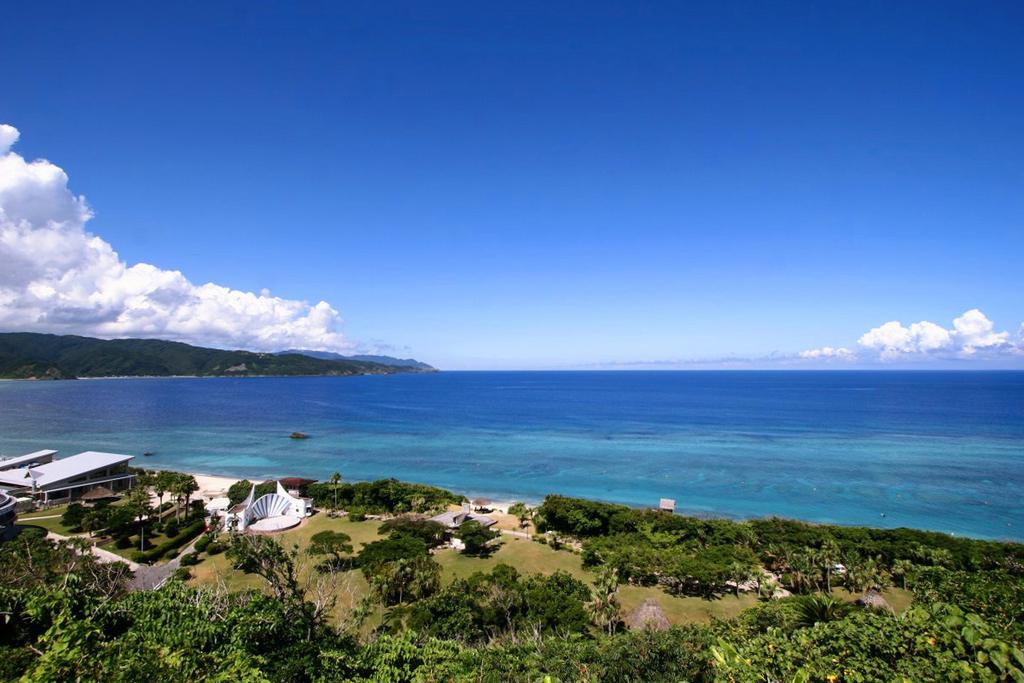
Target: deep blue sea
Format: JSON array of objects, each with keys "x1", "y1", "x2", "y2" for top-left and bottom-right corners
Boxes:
[{"x1": 1, "y1": 371, "x2": 1022, "y2": 540}]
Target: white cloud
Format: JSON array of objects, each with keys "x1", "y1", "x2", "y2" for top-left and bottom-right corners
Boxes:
[
  {"x1": 798, "y1": 346, "x2": 854, "y2": 361},
  {"x1": 802, "y1": 309, "x2": 1021, "y2": 363},
  {"x1": 0, "y1": 125, "x2": 19, "y2": 155},
  {"x1": 0, "y1": 124, "x2": 355, "y2": 352}
]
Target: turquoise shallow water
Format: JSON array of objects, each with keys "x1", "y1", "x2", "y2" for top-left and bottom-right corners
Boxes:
[{"x1": 0, "y1": 371, "x2": 1021, "y2": 540}]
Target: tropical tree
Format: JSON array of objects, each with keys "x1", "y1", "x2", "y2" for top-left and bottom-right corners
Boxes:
[
  {"x1": 178, "y1": 473, "x2": 199, "y2": 519},
  {"x1": 508, "y1": 502, "x2": 532, "y2": 530},
  {"x1": 125, "y1": 485, "x2": 153, "y2": 552},
  {"x1": 308, "y1": 530, "x2": 353, "y2": 570},
  {"x1": 227, "y1": 534, "x2": 300, "y2": 602},
  {"x1": 786, "y1": 550, "x2": 816, "y2": 594},
  {"x1": 369, "y1": 555, "x2": 441, "y2": 606},
  {"x1": 793, "y1": 593, "x2": 854, "y2": 628},
  {"x1": 330, "y1": 471, "x2": 342, "y2": 512},
  {"x1": 758, "y1": 575, "x2": 780, "y2": 600},
  {"x1": 80, "y1": 509, "x2": 108, "y2": 537},
  {"x1": 154, "y1": 470, "x2": 176, "y2": 512},
  {"x1": 169, "y1": 473, "x2": 199, "y2": 522},
  {"x1": 456, "y1": 520, "x2": 499, "y2": 556},
  {"x1": 817, "y1": 539, "x2": 842, "y2": 593},
  {"x1": 729, "y1": 560, "x2": 758, "y2": 597},
  {"x1": 587, "y1": 565, "x2": 622, "y2": 635},
  {"x1": 892, "y1": 559, "x2": 914, "y2": 589}
]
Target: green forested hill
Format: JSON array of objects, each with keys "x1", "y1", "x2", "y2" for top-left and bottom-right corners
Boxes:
[{"x1": 0, "y1": 332, "x2": 434, "y2": 379}]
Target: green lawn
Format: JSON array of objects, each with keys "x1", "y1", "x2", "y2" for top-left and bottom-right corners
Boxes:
[
  {"x1": 184, "y1": 517, "x2": 915, "y2": 629},
  {"x1": 435, "y1": 535, "x2": 589, "y2": 583}
]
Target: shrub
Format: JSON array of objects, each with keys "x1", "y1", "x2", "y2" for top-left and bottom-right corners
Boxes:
[
  {"x1": 114, "y1": 536, "x2": 132, "y2": 549},
  {"x1": 179, "y1": 552, "x2": 200, "y2": 566},
  {"x1": 194, "y1": 534, "x2": 212, "y2": 553},
  {"x1": 133, "y1": 520, "x2": 205, "y2": 564},
  {"x1": 349, "y1": 510, "x2": 367, "y2": 522},
  {"x1": 206, "y1": 541, "x2": 225, "y2": 555},
  {"x1": 163, "y1": 521, "x2": 180, "y2": 538},
  {"x1": 61, "y1": 503, "x2": 87, "y2": 531}
]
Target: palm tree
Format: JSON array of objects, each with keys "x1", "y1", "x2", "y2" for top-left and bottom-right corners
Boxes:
[
  {"x1": 126, "y1": 486, "x2": 152, "y2": 552},
  {"x1": 758, "y1": 576, "x2": 780, "y2": 601},
  {"x1": 793, "y1": 594, "x2": 853, "y2": 629},
  {"x1": 728, "y1": 561, "x2": 756, "y2": 597},
  {"x1": 787, "y1": 550, "x2": 815, "y2": 594},
  {"x1": 330, "y1": 471, "x2": 342, "y2": 512},
  {"x1": 586, "y1": 566, "x2": 621, "y2": 635},
  {"x1": 154, "y1": 470, "x2": 175, "y2": 513},
  {"x1": 179, "y1": 474, "x2": 198, "y2": 518},
  {"x1": 817, "y1": 539, "x2": 842, "y2": 593},
  {"x1": 508, "y1": 502, "x2": 532, "y2": 531},
  {"x1": 892, "y1": 559, "x2": 914, "y2": 589}
]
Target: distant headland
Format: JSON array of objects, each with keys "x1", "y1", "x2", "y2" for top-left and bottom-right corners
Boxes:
[{"x1": 0, "y1": 332, "x2": 437, "y2": 380}]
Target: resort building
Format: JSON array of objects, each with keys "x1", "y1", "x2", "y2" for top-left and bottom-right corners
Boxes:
[
  {"x1": 429, "y1": 505, "x2": 497, "y2": 530},
  {"x1": 0, "y1": 450, "x2": 135, "y2": 504},
  {"x1": 0, "y1": 491, "x2": 16, "y2": 530},
  {"x1": 223, "y1": 481, "x2": 313, "y2": 533},
  {"x1": 0, "y1": 449, "x2": 57, "y2": 471}
]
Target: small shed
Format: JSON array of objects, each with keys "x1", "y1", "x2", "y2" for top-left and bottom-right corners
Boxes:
[
  {"x1": 855, "y1": 589, "x2": 892, "y2": 612},
  {"x1": 625, "y1": 598, "x2": 670, "y2": 631},
  {"x1": 659, "y1": 498, "x2": 676, "y2": 513}
]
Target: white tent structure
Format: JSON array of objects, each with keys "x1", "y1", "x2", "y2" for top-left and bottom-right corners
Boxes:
[{"x1": 223, "y1": 481, "x2": 313, "y2": 533}]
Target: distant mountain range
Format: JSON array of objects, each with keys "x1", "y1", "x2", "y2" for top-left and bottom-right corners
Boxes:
[
  {"x1": 0, "y1": 333, "x2": 436, "y2": 379},
  {"x1": 275, "y1": 349, "x2": 435, "y2": 370}
]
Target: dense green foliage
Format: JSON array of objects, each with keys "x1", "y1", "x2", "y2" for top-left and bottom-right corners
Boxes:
[
  {"x1": 227, "y1": 479, "x2": 278, "y2": 506},
  {"x1": 305, "y1": 478, "x2": 463, "y2": 514},
  {"x1": 0, "y1": 332, "x2": 432, "y2": 379},
  {"x1": 3, "y1": 492, "x2": 1023, "y2": 681},
  {"x1": 408, "y1": 564, "x2": 592, "y2": 642},
  {"x1": 539, "y1": 494, "x2": 1024, "y2": 600}
]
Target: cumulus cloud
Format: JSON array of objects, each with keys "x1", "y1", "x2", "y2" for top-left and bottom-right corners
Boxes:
[
  {"x1": 0, "y1": 124, "x2": 355, "y2": 352},
  {"x1": 802, "y1": 309, "x2": 1021, "y2": 363}
]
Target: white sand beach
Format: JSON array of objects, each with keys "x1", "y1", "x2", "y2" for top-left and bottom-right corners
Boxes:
[{"x1": 192, "y1": 473, "x2": 241, "y2": 501}]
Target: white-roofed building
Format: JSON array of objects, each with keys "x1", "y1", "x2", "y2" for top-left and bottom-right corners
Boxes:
[
  {"x1": 0, "y1": 450, "x2": 135, "y2": 504},
  {"x1": 0, "y1": 449, "x2": 57, "y2": 471}
]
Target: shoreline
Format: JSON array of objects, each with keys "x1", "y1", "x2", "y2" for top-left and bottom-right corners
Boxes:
[
  {"x1": 176, "y1": 470, "x2": 526, "y2": 515},
  {"x1": 149, "y1": 466, "x2": 1017, "y2": 542}
]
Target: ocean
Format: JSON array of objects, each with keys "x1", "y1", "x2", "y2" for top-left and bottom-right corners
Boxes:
[{"x1": 1, "y1": 371, "x2": 1021, "y2": 540}]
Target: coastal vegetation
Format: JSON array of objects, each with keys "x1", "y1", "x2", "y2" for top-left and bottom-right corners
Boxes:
[
  {"x1": 0, "y1": 332, "x2": 436, "y2": 379},
  {"x1": 3, "y1": 478, "x2": 1022, "y2": 681}
]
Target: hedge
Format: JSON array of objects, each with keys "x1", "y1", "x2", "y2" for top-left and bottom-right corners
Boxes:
[{"x1": 133, "y1": 520, "x2": 206, "y2": 564}]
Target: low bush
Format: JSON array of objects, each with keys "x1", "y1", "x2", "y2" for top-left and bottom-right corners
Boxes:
[
  {"x1": 179, "y1": 552, "x2": 200, "y2": 566},
  {"x1": 114, "y1": 536, "x2": 132, "y2": 549},
  {"x1": 133, "y1": 521, "x2": 205, "y2": 564},
  {"x1": 193, "y1": 534, "x2": 213, "y2": 553}
]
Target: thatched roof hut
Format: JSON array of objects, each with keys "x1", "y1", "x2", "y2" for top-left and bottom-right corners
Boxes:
[
  {"x1": 625, "y1": 598, "x2": 670, "y2": 631},
  {"x1": 80, "y1": 486, "x2": 116, "y2": 503},
  {"x1": 855, "y1": 589, "x2": 892, "y2": 611}
]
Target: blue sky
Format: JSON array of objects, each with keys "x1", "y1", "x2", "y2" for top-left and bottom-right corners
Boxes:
[{"x1": 1, "y1": 2, "x2": 1022, "y2": 369}]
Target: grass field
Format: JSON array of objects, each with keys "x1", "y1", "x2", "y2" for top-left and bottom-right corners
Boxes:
[{"x1": 184, "y1": 514, "x2": 914, "y2": 629}]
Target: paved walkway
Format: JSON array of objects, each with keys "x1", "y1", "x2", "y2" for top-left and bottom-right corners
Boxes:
[
  {"x1": 500, "y1": 529, "x2": 531, "y2": 539},
  {"x1": 127, "y1": 537, "x2": 201, "y2": 591},
  {"x1": 45, "y1": 531, "x2": 139, "y2": 571}
]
